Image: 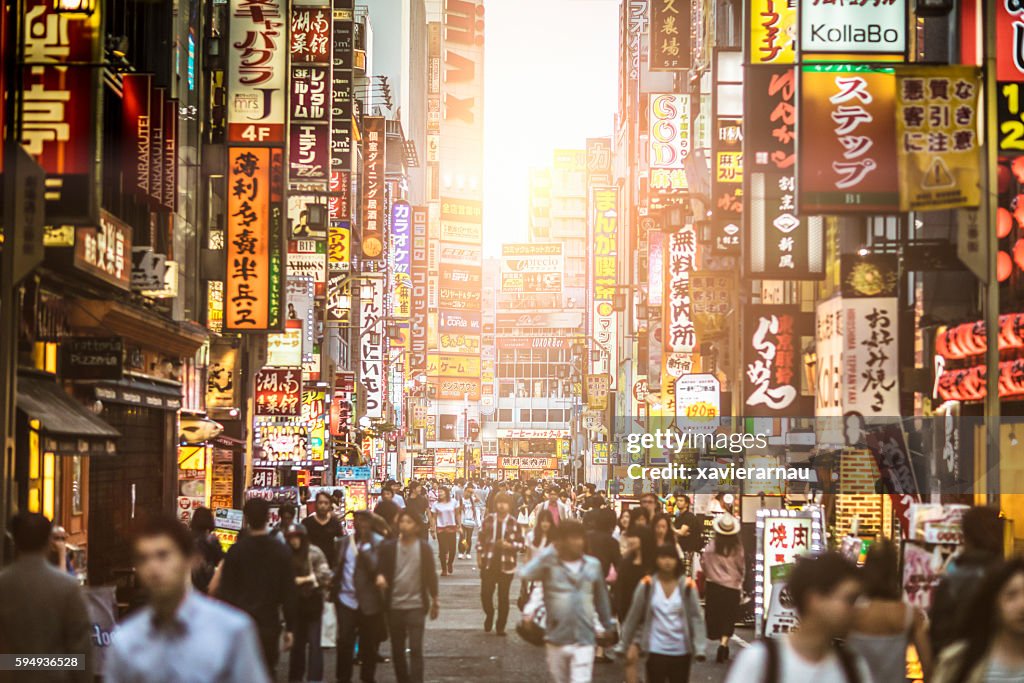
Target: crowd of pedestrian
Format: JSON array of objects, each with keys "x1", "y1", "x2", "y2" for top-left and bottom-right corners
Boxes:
[{"x1": 2, "y1": 480, "x2": 1024, "y2": 683}]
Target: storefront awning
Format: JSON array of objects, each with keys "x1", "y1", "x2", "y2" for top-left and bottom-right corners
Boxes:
[
  {"x1": 17, "y1": 374, "x2": 119, "y2": 457},
  {"x1": 94, "y1": 376, "x2": 182, "y2": 410}
]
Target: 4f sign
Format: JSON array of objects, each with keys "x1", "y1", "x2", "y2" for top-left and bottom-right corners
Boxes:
[{"x1": 800, "y1": 0, "x2": 905, "y2": 58}]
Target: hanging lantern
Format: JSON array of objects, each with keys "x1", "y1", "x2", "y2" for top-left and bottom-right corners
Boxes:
[
  {"x1": 998, "y1": 207, "x2": 1015, "y2": 239},
  {"x1": 999, "y1": 251, "x2": 1013, "y2": 282}
]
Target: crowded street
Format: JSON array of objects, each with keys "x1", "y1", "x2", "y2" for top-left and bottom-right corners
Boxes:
[
  {"x1": 5, "y1": 0, "x2": 1024, "y2": 681},
  {"x1": 265, "y1": 547, "x2": 748, "y2": 683}
]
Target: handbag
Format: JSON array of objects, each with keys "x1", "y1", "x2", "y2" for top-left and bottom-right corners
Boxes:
[{"x1": 515, "y1": 603, "x2": 547, "y2": 647}]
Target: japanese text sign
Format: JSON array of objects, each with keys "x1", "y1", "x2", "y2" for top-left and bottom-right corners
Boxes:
[
  {"x1": 361, "y1": 117, "x2": 386, "y2": 259},
  {"x1": 896, "y1": 66, "x2": 982, "y2": 211},
  {"x1": 225, "y1": 147, "x2": 284, "y2": 331},
  {"x1": 743, "y1": 305, "x2": 811, "y2": 416},
  {"x1": 745, "y1": 66, "x2": 824, "y2": 279},
  {"x1": 228, "y1": 0, "x2": 287, "y2": 143},
  {"x1": 748, "y1": 0, "x2": 796, "y2": 65},
  {"x1": 255, "y1": 368, "x2": 301, "y2": 416},
  {"x1": 649, "y1": 0, "x2": 690, "y2": 71},
  {"x1": 648, "y1": 94, "x2": 690, "y2": 192},
  {"x1": 799, "y1": 65, "x2": 899, "y2": 213}
]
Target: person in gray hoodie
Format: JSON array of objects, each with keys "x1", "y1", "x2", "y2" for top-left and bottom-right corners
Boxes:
[
  {"x1": 621, "y1": 544, "x2": 707, "y2": 683},
  {"x1": 518, "y1": 519, "x2": 615, "y2": 683}
]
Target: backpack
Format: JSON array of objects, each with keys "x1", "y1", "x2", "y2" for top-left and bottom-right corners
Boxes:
[{"x1": 761, "y1": 637, "x2": 860, "y2": 683}]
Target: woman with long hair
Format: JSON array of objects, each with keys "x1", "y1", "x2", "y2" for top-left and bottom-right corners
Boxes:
[
  {"x1": 615, "y1": 508, "x2": 630, "y2": 542},
  {"x1": 933, "y1": 557, "x2": 1024, "y2": 683},
  {"x1": 701, "y1": 514, "x2": 744, "y2": 663},
  {"x1": 848, "y1": 540, "x2": 933, "y2": 682},
  {"x1": 652, "y1": 514, "x2": 677, "y2": 552},
  {"x1": 189, "y1": 507, "x2": 223, "y2": 593},
  {"x1": 285, "y1": 524, "x2": 331, "y2": 683},
  {"x1": 519, "y1": 508, "x2": 556, "y2": 617},
  {"x1": 616, "y1": 524, "x2": 657, "y2": 683},
  {"x1": 621, "y1": 545, "x2": 707, "y2": 683},
  {"x1": 430, "y1": 486, "x2": 460, "y2": 576}
]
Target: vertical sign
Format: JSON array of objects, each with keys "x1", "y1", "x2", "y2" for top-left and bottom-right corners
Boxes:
[
  {"x1": 361, "y1": 117, "x2": 386, "y2": 259},
  {"x1": 21, "y1": 0, "x2": 101, "y2": 223},
  {"x1": 225, "y1": 147, "x2": 284, "y2": 331},
  {"x1": 227, "y1": 0, "x2": 287, "y2": 143},
  {"x1": 149, "y1": 87, "x2": 166, "y2": 211},
  {"x1": 163, "y1": 97, "x2": 179, "y2": 212},
  {"x1": 748, "y1": 0, "x2": 796, "y2": 65},
  {"x1": 648, "y1": 94, "x2": 690, "y2": 193},
  {"x1": 391, "y1": 200, "x2": 412, "y2": 319},
  {"x1": 712, "y1": 117, "x2": 743, "y2": 252},
  {"x1": 289, "y1": 4, "x2": 332, "y2": 182},
  {"x1": 360, "y1": 274, "x2": 386, "y2": 419},
  {"x1": 122, "y1": 74, "x2": 153, "y2": 203},
  {"x1": 592, "y1": 187, "x2": 619, "y2": 383},
  {"x1": 743, "y1": 305, "x2": 810, "y2": 417},
  {"x1": 331, "y1": 0, "x2": 354, "y2": 171},
  {"x1": 895, "y1": 67, "x2": 982, "y2": 211},
  {"x1": 664, "y1": 226, "x2": 698, "y2": 356},
  {"x1": 410, "y1": 206, "x2": 429, "y2": 376},
  {"x1": 799, "y1": 66, "x2": 898, "y2": 213},
  {"x1": 649, "y1": 0, "x2": 690, "y2": 71},
  {"x1": 745, "y1": 66, "x2": 824, "y2": 279}
]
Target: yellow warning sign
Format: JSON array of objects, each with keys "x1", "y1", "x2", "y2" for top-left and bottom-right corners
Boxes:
[
  {"x1": 921, "y1": 157, "x2": 955, "y2": 190},
  {"x1": 896, "y1": 66, "x2": 981, "y2": 211}
]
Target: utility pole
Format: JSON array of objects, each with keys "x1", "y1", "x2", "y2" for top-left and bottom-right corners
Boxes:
[{"x1": 983, "y1": 0, "x2": 1001, "y2": 504}]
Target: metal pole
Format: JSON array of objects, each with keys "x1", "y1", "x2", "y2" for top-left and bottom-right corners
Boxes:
[
  {"x1": 0, "y1": 0, "x2": 25, "y2": 565},
  {"x1": 983, "y1": 0, "x2": 1001, "y2": 505}
]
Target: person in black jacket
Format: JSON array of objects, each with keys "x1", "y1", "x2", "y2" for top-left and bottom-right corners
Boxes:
[
  {"x1": 376, "y1": 510, "x2": 440, "y2": 683},
  {"x1": 331, "y1": 511, "x2": 385, "y2": 683},
  {"x1": 213, "y1": 497, "x2": 297, "y2": 674},
  {"x1": 929, "y1": 505, "x2": 1003, "y2": 655}
]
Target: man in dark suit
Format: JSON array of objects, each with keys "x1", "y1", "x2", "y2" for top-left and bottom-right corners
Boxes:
[
  {"x1": 331, "y1": 511, "x2": 385, "y2": 683},
  {"x1": 0, "y1": 513, "x2": 92, "y2": 683},
  {"x1": 376, "y1": 510, "x2": 439, "y2": 683}
]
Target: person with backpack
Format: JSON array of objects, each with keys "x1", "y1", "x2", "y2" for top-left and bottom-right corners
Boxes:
[
  {"x1": 725, "y1": 552, "x2": 874, "y2": 683},
  {"x1": 621, "y1": 544, "x2": 706, "y2": 682}
]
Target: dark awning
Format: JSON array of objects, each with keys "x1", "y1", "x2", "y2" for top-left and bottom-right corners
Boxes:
[
  {"x1": 94, "y1": 376, "x2": 182, "y2": 410},
  {"x1": 17, "y1": 374, "x2": 119, "y2": 457}
]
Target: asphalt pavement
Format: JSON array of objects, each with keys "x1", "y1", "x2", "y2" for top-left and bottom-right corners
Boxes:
[{"x1": 275, "y1": 551, "x2": 747, "y2": 682}]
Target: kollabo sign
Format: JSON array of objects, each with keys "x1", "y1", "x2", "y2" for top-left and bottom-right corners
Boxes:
[{"x1": 799, "y1": 0, "x2": 906, "y2": 59}]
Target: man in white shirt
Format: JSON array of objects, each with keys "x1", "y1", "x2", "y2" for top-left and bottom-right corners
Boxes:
[{"x1": 726, "y1": 552, "x2": 875, "y2": 683}]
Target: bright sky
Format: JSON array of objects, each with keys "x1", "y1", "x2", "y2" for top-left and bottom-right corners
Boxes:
[{"x1": 482, "y1": 0, "x2": 619, "y2": 255}]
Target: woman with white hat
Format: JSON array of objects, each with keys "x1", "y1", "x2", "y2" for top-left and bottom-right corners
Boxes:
[{"x1": 701, "y1": 513, "x2": 745, "y2": 664}]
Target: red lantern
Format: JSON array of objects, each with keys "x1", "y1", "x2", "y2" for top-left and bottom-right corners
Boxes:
[
  {"x1": 1013, "y1": 157, "x2": 1024, "y2": 185},
  {"x1": 1014, "y1": 239, "x2": 1024, "y2": 273},
  {"x1": 999, "y1": 250, "x2": 1013, "y2": 282},
  {"x1": 998, "y1": 207, "x2": 1015, "y2": 238}
]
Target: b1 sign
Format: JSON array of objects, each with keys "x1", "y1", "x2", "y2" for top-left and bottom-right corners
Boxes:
[{"x1": 800, "y1": 0, "x2": 906, "y2": 58}]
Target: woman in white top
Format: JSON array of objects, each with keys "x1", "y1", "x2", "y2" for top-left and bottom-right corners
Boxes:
[
  {"x1": 430, "y1": 486, "x2": 460, "y2": 576},
  {"x1": 520, "y1": 508, "x2": 555, "y2": 617},
  {"x1": 458, "y1": 486, "x2": 483, "y2": 560},
  {"x1": 621, "y1": 544, "x2": 706, "y2": 683},
  {"x1": 848, "y1": 540, "x2": 932, "y2": 683}
]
